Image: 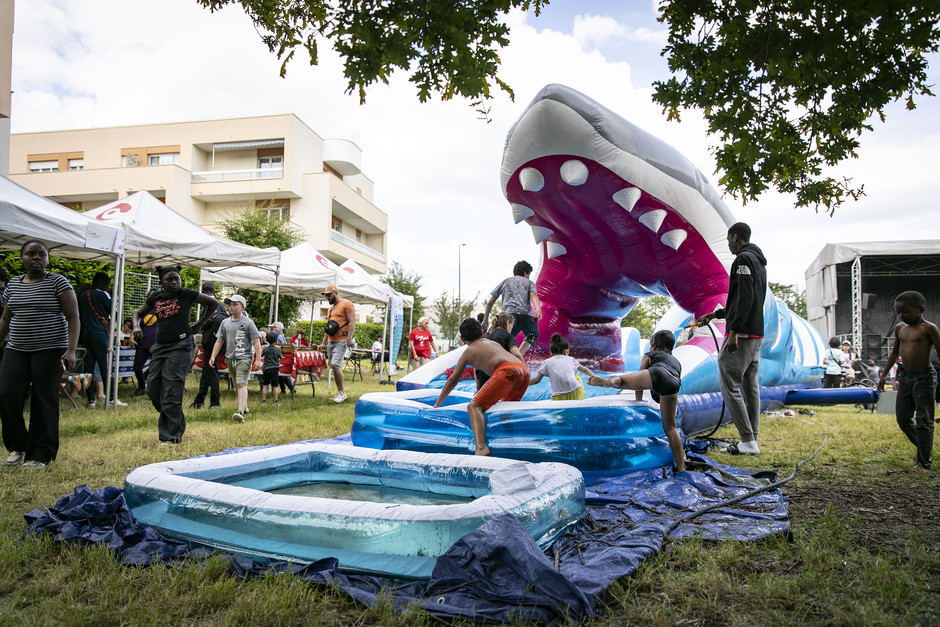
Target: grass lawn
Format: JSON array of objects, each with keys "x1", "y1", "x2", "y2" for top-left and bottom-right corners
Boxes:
[{"x1": 1, "y1": 372, "x2": 938, "y2": 626}]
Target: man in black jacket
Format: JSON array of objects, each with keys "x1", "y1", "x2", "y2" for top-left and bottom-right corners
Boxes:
[
  {"x1": 695, "y1": 222, "x2": 767, "y2": 454},
  {"x1": 191, "y1": 283, "x2": 228, "y2": 409}
]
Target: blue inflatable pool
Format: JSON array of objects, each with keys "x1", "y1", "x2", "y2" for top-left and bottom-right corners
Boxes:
[
  {"x1": 352, "y1": 388, "x2": 682, "y2": 476},
  {"x1": 124, "y1": 442, "x2": 585, "y2": 579}
]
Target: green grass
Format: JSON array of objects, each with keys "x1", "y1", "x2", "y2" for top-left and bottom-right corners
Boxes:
[{"x1": 1, "y1": 378, "x2": 939, "y2": 625}]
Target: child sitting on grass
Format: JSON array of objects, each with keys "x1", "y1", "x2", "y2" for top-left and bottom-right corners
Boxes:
[
  {"x1": 260, "y1": 331, "x2": 283, "y2": 406},
  {"x1": 528, "y1": 333, "x2": 594, "y2": 400},
  {"x1": 588, "y1": 329, "x2": 686, "y2": 472}
]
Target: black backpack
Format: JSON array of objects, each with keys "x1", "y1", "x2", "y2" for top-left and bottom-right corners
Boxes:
[{"x1": 201, "y1": 306, "x2": 228, "y2": 348}]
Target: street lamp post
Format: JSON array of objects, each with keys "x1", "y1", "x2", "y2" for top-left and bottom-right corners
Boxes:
[{"x1": 458, "y1": 243, "x2": 466, "y2": 312}]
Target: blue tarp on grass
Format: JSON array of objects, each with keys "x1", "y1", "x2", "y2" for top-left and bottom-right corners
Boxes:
[{"x1": 23, "y1": 446, "x2": 787, "y2": 625}]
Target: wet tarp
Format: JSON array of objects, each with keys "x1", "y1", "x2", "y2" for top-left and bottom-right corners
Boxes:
[{"x1": 23, "y1": 444, "x2": 787, "y2": 625}]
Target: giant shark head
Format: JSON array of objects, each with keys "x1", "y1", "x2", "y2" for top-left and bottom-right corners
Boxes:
[{"x1": 501, "y1": 84, "x2": 737, "y2": 366}]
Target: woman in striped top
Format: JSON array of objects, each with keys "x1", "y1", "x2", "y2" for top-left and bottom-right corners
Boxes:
[{"x1": 0, "y1": 240, "x2": 80, "y2": 468}]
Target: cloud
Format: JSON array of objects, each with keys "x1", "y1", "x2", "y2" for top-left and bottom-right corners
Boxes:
[
  {"x1": 10, "y1": 0, "x2": 940, "y2": 307},
  {"x1": 572, "y1": 14, "x2": 668, "y2": 49}
]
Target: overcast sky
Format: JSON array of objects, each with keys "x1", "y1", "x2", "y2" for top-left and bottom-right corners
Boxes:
[{"x1": 11, "y1": 1, "x2": 940, "y2": 309}]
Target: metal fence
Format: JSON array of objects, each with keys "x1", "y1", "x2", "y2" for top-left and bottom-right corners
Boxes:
[{"x1": 122, "y1": 270, "x2": 158, "y2": 322}]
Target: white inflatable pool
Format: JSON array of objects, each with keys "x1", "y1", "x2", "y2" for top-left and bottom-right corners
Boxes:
[{"x1": 124, "y1": 442, "x2": 585, "y2": 579}]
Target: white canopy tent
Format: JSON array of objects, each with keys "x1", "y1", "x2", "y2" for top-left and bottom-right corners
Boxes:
[
  {"x1": 337, "y1": 258, "x2": 415, "y2": 308},
  {"x1": 202, "y1": 246, "x2": 414, "y2": 385},
  {"x1": 83, "y1": 192, "x2": 281, "y2": 270},
  {"x1": 0, "y1": 175, "x2": 127, "y2": 409},
  {"x1": 0, "y1": 176, "x2": 125, "y2": 260},
  {"x1": 201, "y1": 242, "x2": 339, "y2": 303},
  {"x1": 82, "y1": 192, "x2": 281, "y2": 405}
]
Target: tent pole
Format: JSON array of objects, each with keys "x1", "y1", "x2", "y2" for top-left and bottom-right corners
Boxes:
[
  {"x1": 105, "y1": 255, "x2": 125, "y2": 410},
  {"x1": 272, "y1": 265, "x2": 281, "y2": 325},
  {"x1": 380, "y1": 297, "x2": 389, "y2": 380},
  {"x1": 407, "y1": 306, "x2": 414, "y2": 372}
]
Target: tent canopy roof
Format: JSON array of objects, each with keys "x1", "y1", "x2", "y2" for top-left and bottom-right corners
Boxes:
[
  {"x1": 0, "y1": 175, "x2": 124, "y2": 261},
  {"x1": 83, "y1": 191, "x2": 280, "y2": 269},
  {"x1": 202, "y1": 242, "x2": 414, "y2": 307},
  {"x1": 805, "y1": 240, "x2": 940, "y2": 279}
]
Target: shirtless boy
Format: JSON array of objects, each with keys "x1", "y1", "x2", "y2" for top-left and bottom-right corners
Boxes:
[
  {"x1": 434, "y1": 318, "x2": 529, "y2": 456},
  {"x1": 877, "y1": 291, "x2": 940, "y2": 471}
]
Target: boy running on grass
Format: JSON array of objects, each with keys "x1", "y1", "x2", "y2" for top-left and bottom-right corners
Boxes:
[
  {"x1": 209, "y1": 295, "x2": 261, "y2": 423},
  {"x1": 878, "y1": 290, "x2": 940, "y2": 472},
  {"x1": 434, "y1": 318, "x2": 529, "y2": 456}
]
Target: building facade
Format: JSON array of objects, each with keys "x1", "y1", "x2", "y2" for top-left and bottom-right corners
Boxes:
[{"x1": 8, "y1": 113, "x2": 387, "y2": 273}]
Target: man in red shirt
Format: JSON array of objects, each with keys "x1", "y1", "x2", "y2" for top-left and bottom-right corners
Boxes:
[
  {"x1": 318, "y1": 285, "x2": 356, "y2": 404},
  {"x1": 409, "y1": 316, "x2": 438, "y2": 368}
]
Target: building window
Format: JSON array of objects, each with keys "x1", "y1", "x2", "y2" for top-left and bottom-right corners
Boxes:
[
  {"x1": 149, "y1": 153, "x2": 180, "y2": 166},
  {"x1": 332, "y1": 217, "x2": 343, "y2": 232},
  {"x1": 123, "y1": 154, "x2": 140, "y2": 167},
  {"x1": 28, "y1": 160, "x2": 59, "y2": 172},
  {"x1": 356, "y1": 228, "x2": 362, "y2": 242},
  {"x1": 68, "y1": 158, "x2": 84, "y2": 170},
  {"x1": 259, "y1": 155, "x2": 282, "y2": 169},
  {"x1": 256, "y1": 199, "x2": 290, "y2": 221}
]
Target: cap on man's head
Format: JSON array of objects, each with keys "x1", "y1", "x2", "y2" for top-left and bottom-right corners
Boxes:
[
  {"x1": 224, "y1": 294, "x2": 247, "y2": 306},
  {"x1": 321, "y1": 284, "x2": 338, "y2": 296},
  {"x1": 272, "y1": 321, "x2": 284, "y2": 331}
]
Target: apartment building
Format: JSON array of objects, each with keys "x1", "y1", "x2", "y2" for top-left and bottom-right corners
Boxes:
[{"x1": 8, "y1": 113, "x2": 388, "y2": 273}]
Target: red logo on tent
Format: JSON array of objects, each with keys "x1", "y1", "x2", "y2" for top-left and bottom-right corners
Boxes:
[
  {"x1": 342, "y1": 267, "x2": 354, "y2": 274},
  {"x1": 96, "y1": 203, "x2": 133, "y2": 221},
  {"x1": 316, "y1": 254, "x2": 333, "y2": 269}
]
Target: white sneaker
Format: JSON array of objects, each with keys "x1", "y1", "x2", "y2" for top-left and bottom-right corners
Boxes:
[
  {"x1": 332, "y1": 391, "x2": 347, "y2": 404},
  {"x1": 233, "y1": 412, "x2": 245, "y2": 423},
  {"x1": 112, "y1": 399, "x2": 128, "y2": 408},
  {"x1": 6, "y1": 451, "x2": 24, "y2": 466},
  {"x1": 86, "y1": 400, "x2": 96, "y2": 409},
  {"x1": 21, "y1": 460, "x2": 47, "y2": 469}
]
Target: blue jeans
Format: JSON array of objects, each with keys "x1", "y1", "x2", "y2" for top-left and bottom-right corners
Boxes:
[
  {"x1": 895, "y1": 367, "x2": 936, "y2": 469},
  {"x1": 147, "y1": 337, "x2": 195, "y2": 443},
  {"x1": 81, "y1": 335, "x2": 109, "y2": 402}
]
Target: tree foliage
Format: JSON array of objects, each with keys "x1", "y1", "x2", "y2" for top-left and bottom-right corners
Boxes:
[
  {"x1": 653, "y1": 1, "x2": 940, "y2": 212},
  {"x1": 620, "y1": 295, "x2": 673, "y2": 338},
  {"x1": 217, "y1": 207, "x2": 305, "y2": 326},
  {"x1": 204, "y1": 1, "x2": 939, "y2": 212},
  {"x1": 197, "y1": 0, "x2": 547, "y2": 103},
  {"x1": 430, "y1": 290, "x2": 477, "y2": 345},
  {"x1": 770, "y1": 281, "x2": 807, "y2": 319},
  {"x1": 380, "y1": 261, "x2": 425, "y2": 322}
]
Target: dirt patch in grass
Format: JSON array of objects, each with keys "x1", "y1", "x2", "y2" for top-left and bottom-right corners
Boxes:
[{"x1": 787, "y1": 474, "x2": 940, "y2": 552}]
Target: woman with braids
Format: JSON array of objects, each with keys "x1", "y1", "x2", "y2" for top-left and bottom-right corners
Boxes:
[
  {"x1": 0, "y1": 240, "x2": 80, "y2": 468},
  {"x1": 132, "y1": 266, "x2": 219, "y2": 444}
]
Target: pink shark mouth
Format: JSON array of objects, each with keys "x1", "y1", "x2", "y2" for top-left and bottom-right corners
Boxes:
[{"x1": 501, "y1": 85, "x2": 736, "y2": 367}]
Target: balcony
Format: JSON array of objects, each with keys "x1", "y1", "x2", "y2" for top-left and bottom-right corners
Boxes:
[
  {"x1": 191, "y1": 167, "x2": 283, "y2": 182},
  {"x1": 330, "y1": 229, "x2": 385, "y2": 263}
]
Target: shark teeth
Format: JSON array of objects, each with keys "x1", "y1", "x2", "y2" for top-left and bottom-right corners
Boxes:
[
  {"x1": 546, "y1": 241, "x2": 567, "y2": 259},
  {"x1": 511, "y1": 203, "x2": 534, "y2": 224},
  {"x1": 638, "y1": 209, "x2": 667, "y2": 233},
  {"x1": 612, "y1": 187, "x2": 641, "y2": 212},
  {"x1": 560, "y1": 159, "x2": 588, "y2": 186},
  {"x1": 530, "y1": 225, "x2": 553, "y2": 244},
  {"x1": 520, "y1": 167, "x2": 544, "y2": 192},
  {"x1": 661, "y1": 229, "x2": 688, "y2": 250}
]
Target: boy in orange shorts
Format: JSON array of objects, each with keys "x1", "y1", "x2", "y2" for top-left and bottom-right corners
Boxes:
[{"x1": 434, "y1": 318, "x2": 530, "y2": 455}]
